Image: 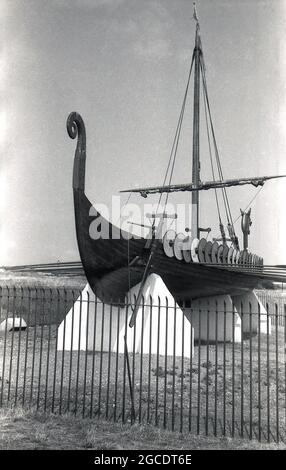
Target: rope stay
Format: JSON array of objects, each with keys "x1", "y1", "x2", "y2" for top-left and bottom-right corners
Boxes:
[
  {"x1": 233, "y1": 186, "x2": 263, "y2": 225},
  {"x1": 156, "y1": 52, "x2": 195, "y2": 217},
  {"x1": 199, "y1": 54, "x2": 239, "y2": 248}
]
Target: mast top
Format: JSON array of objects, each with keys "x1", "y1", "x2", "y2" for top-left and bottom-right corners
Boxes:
[
  {"x1": 193, "y1": 2, "x2": 199, "y2": 25},
  {"x1": 193, "y1": 3, "x2": 202, "y2": 54}
]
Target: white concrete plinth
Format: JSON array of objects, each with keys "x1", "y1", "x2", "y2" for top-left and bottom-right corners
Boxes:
[
  {"x1": 57, "y1": 274, "x2": 194, "y2": 358},
  {"x1": 184, "y1": 295, "x2": 242, "y2": 343},
  {"x1": 232, "y1": 291, "x2": 270, "y2": 335},
  {"x1": 0, "y1": 317, "x2": 27, "y2": 333}
]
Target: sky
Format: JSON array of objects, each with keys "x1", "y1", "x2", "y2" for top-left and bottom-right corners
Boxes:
[{"x1": 1, "y1": 0, "x2": 286, "y2": 266}]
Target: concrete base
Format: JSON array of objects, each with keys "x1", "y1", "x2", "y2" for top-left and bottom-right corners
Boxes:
[
  {"x1": 232, "y1": 291, "x2": 270, "y2": 335},
  {"x1": 57, "y1": 274, "x2": 194, "y2": 358},
  {"x1": 184, "y1": 290, "x2": 270, "y2": 343},
  {"x1": 184, "y1": 295, "x2": 242, "y2": 343},
  {"x1": 0, "y1": 317, "x2": 27, "y2": 333}
]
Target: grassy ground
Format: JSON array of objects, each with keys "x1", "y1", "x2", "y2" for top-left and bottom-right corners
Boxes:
[
  {"x1": 0, "y1": 270, "x2": 86, "y2": 290},
  {"x1": 0, "y1": 323, "x2": 285, "y2": 442},
  {"x1": 0, "y1": 407, "x2": 285, "y2": 450}
]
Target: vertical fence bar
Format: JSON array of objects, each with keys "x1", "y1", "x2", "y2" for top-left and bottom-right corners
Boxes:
[
  {"x1": 67, "y1": 291, "x2": 75, "y2": 412},
  {"x1": 44, "y1": 289, "x2": 53, "y2": 412},
  {"x1": 214, "y1": 300, "x2": 218, "y2": 436},
  {"x1": 51, "y1": 289, "x2": 60, "y2": 413},
  {"x1": 275, "y1": 303, "x2": 279, "y2": 442},
  {"x1": 36, "y1": 288, "x2": 45, "y2": 410},
  {"x1": 171, "y1": 301, "x2": 177, "y2": 432},
  {"x1": 231, "y1": 300, "x2": 235, "y2": 438},
  {"x1": 113, "y1": 303, "x2": 120, "y2": 422},
  {"x1": 147, "y1": 297, "x2": 152, "y2": 424},
  {"x1": 0, "y1": 287, "x2": 10, "y2": 406},
  {"x1": 7, "y1": 287, "x2": 16, "y2": 402},
  {"x1": 180, "y1": 306, "x2": 185, "y2": 434},
  {"x1": 83, "y1": 290, "x2": 90, "y2": 418},
  {"x1": 90, "y1": 296, "x2": 98, "y2": 419},
  {"x1": 138, "y1": 298, "x2": 145, "y2": 424},
  {"x1": 240, "y1": 301, "x2": 244, "y2": 438},
  {"x1": 266, "y1": 302, "x2": 270, "y2": 442},
  {"x1": 14, "y1": 287, "x2": 24, "y2": 406},
  {"x1": 205, "y1": 303, "x2": 210, "y2": 436},
  {"x1": 138, "y1": 297, "x2": 144, "y2": 424},
  {"x1": 284, "y1": 303, "x2": 286, "y2": 443},
  {"x1": 22, "y1": 287, "x2": 31, "y2": 407},
  {"x1": 106, "y1": 302, "x2": 113, "y2": 420},
  {"x1": 132, "y1": 300, "x2": 136, "y2": 405},
  {"x1": 0, "y1": 286, "x2": 2, "y2": 403},
  {"x1": 249, "y1": 301, "x2": 253, "y2": 440},
  {"x1": 122, "y1": 302, "x2": 128, "y2": 424},
  {"x1": 155, "y1": 296, "x2": 161, "y2": 427},
  {"x1": 258, "y1": 302, "x2": 261, "y2": 442},
  {"x1": 98, "y1": 299, "x2": 105, "y2": 418},
  {"x1": 29, "y1": 288, "x2": 38, "y2": 407},
  {"x1": 0, "y1": 286, "x2": 2, "y2": 322},
  {"x1": 74, "y1": 291, "x2": 83, "y2": 415},
  {"x1": 59, "y1": 289, "x2": 67, "y2": 415},
  {"x1": 197, "y1": 301, "x2": 201, "y2": 435},
  {"x1": 223, "y1": 301, "x2": 226, "y2": 436},
  {"x1": 163, "y1": 297, "x2": 168, "y2": 430},
  {"x1": 189, "y1": 308, "x2": 193, "y2": 433}
]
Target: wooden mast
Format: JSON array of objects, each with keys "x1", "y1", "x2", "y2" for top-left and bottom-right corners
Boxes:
[{"x1": 191, "y1": 11, "x2": 201, "y2": 240}]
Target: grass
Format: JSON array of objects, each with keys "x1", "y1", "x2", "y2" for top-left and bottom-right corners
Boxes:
[
  {"x1": 0, "y1": 407, "x2": 285, "y2": 450},
  {"x1": 0, "y1": 322, "x2": 285, "y2": 443},
  {"x1": 0, "y1": 270, "x2": 86, "y2": 290}
]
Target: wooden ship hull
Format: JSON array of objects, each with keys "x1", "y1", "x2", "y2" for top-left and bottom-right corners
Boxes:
[
  {"x1": 68, "y1": 113, "x2": 280, "y2": 305},
  {"x1": 75, "y1": 191, "x2": 262, "y2": 304}
]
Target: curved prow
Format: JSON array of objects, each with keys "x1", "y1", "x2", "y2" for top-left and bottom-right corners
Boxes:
[{"x1": 67, "y1": 112, "x2": 86, "y2": 192}]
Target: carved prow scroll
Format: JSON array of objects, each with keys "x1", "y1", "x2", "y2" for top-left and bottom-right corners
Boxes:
[{"x1": 67, "y1": 112, "x2": 87, "y2": 192}]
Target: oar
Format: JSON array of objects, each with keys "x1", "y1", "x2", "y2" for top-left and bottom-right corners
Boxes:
[
  {"x1": 128, "y1": 250, "x2": 155, "y2": 328},
  {"x1": 128, "y1": 214, "x2": 170, "y2": 328}
]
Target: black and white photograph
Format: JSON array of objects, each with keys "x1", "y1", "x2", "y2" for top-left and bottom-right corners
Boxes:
[{"x1": 0, "y1": 0, "x2": 285, "y2": 458}]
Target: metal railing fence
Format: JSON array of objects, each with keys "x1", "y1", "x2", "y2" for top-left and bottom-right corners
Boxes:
[{"x1": 0, "y1": 286, "x2": 285, "y2": 443}]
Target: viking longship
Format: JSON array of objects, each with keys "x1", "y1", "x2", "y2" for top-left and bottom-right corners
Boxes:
[{"x1": 67, "y1": 7, "x2": 286, "y2": 325}]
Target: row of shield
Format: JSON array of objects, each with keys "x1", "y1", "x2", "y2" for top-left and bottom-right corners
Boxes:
[{"x1": 162, "y1": 230, "x2": 263, "y2": 266}]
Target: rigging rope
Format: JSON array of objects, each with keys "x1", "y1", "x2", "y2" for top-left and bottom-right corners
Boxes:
[
  {"x1": 202, "y1": 75, "x2": 222, "y2": 224},
  {"x1": 233, "y1": 186, "x2": 263, "y2": 224},
  {"x1": 155, "y1": 53, "x2": 195, "y2": 219},
  {"x1": 200, "y1": 57, "x2": 237, "y2": 237},
  {"x1": 116, "y1": 192, "x2": 132, "y2": 226}
]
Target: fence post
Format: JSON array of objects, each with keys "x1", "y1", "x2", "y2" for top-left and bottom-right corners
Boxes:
[
  {"x1": 275, "y1": 303, "x2": 279, "y2": 442},
  {"x1": 205, "y1": 301, "x2": 210, "y2": 436},
  {"x1": 163, "y1": 296, "x2": 168, "y2": 430},
  {"x1": 51, "y1": 288, "x2": 60, "y2": 413},
  {"x1": 14, "y1": 286, "x2": 24, "y2": 406},
  {"x1": 147, "y1": 296, "x2": 153, "y2": 424},
  {"x1": 240, "y1": 301, "x2": 244, "y2": 438},
  {"x1": 0, "y1": 287, "x2": 10, "y2": 406},
  {"x1": 22, "y1": 287, "x2": 31, "y2": 407},
  {"x1": 258, "y1": 301, "x2": 261, "y2": 442},
  {"x1": 284, "y1": 303, "x2": 286, "y2": 443},
  {"x1": 7, "y1": 287, "x2": 16, "y2": 402},
  {"x1": 155, "y1": 296, "x2": 161, "y2": 427},
  {"x1": 231, "y1": 299, "x2": 235, "y2": 438},
  {"x1": 59, "y1": 288, "x2": 67, "y2": 415},
  {"x1": 180, "y1": 301, "x2": 185, "y2": 434},
  {"x1": 83, "y1": 289, "x2": 90, "y2": 418}
]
